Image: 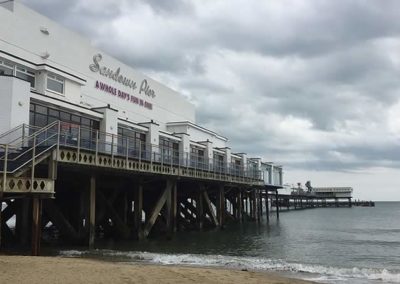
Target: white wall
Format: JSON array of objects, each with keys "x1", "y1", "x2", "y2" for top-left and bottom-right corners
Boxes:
[{"x1": 0, "y1": 76, "x2": 30, "y2": 137}]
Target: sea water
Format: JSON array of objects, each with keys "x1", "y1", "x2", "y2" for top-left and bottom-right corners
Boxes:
[{"x1": 59, "y1": 202, "x2": 400, "y2": 283}]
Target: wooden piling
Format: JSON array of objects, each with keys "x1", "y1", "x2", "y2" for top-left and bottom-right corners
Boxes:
[
  {"x1": 31, "y1": 197, "x2": 42, "y2": 256},
  {"x1": 265, "y1": 192, "x2": 269, "y2": 222},
  {"x1": 172, "y1": 182, "x2": 177, "y2": 232},
  {"x1": 88, "y1": 175, "x2": 96, "y2": 249},
  {"x1": 143, "y1": 180, "x2": 171, "y2": 238},
  {"x1": 217, "y1": 185, "x2": 225, "y2": 228},
  {"x1": 165, "y1": 180, "x2": 173, "y2": 237},
  {"x1": 0, "y1": 199, "x2": 2, "y2": 250},
  {"x1": 134, "y1": 183, "x2": 143, "y2": 239},
  {"x1": 237, "y1": 190, "x2": 243, "y2": 223},
  {"x1": 196, "y1": 189, "x2": 204, "y2": 230},
  {"x1": 275, "y1": 190, "x2": 279, "y2": 219}
]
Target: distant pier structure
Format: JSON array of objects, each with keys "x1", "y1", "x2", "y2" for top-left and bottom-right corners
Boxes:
[{"x1": 312, "y1": 187, "x2": 353, "y2": 206}]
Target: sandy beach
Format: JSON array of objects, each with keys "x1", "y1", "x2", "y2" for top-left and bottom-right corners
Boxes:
[{"x1": 0, "y1": 255, "x2": 314, "y2": 284}]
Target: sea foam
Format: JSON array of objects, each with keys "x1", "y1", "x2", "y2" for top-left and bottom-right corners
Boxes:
[{"x1": 59, "y1": 250, "x2": 400, "y2": 283}]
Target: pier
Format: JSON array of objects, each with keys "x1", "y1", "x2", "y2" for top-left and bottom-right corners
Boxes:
[{"x1": 0, "y1": 121, "x2": 282, "y2": 255}]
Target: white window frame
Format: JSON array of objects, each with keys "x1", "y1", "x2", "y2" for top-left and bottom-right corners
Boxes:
[
  {"x1": 46, "y1": 73, "x2": 65, "y2": 95},
  {"x1": 16, "y1": 66, "x2": 36, "y2": 88},
  {"x1": 0, "y1": 59, "x2": 15, "y2": 75},
  {"x1": 0, "y1": 59, "x2": 36, "y2": 89}
]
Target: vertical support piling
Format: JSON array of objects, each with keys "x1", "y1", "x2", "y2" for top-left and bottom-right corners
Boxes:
[
  {"x1": 172, "y1": 181, "x2": 177, "y2": 233},
  {"x1": 16, "y1": 199, "x2": 30, "y2": 245},
  {"x1": 237, "y1": 190, "x2": 243, "y2": 223},
  {"x1": 275, "y1": 190, "x2": 279, "y2": 219},
  {"x1": 88, "y1": 175, "x2": 96, "y2": 249},
  {"x1": 265, "y1": 192, "x2": 269, "y2": 222},
  {"x1": 31, "y1": 197, "x2": 42, "y2": 256},
  {"x1": 217, "y1": 185, "x2": 225, "y2": 228},
  {"x1": 134, "y1": 183, "x2": 143, "y2": 240},
  {"x1": 197, "y1": 188, "x2": 204, "y2": 230},
  {"x1": 258, "y1": 189, "x2": 263, "y2": 220},
  {"x1": 165, "y1": 180, "x2": 173, "y2": 238},
  {"x1": 0, "y1": 199, "x2": 2, "y2": 250},
  {"x1": 252, "y1": 189, "x2": 258, "y2": 222}
]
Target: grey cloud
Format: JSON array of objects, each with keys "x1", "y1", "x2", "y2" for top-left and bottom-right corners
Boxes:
[{"x1": 141, "y1": 0, "x2": 194, "y2": 15}]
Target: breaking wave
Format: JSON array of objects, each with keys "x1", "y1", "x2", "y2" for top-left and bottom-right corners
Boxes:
[{"x1": 59, "y1": 250, "x2": 400, "y2": 283}]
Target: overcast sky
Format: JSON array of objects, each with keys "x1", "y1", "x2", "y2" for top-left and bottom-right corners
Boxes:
[{"x1": 21, "y1": 0, "x2": 400, "y2": 200}]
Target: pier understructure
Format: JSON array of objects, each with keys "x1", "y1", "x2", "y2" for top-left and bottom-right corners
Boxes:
[{"x1": 0, "y1": 121, "x2": 282, "y2": 255}]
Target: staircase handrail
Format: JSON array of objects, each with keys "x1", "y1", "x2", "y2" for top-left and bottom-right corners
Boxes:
[
  {"x1": 0, "y1": 121, "x2": 60, "y2": 174},
  {"x1": 0, "y1": 123, "x2": 42, "y2": 145},
  {"x1": 0, "y1": 121, "x2": 59, "y2": 161}
]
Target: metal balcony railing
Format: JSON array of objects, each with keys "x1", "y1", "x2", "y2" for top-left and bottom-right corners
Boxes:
[{"x1": 0, "y1": 121, "x2": 264, "y2": 188}]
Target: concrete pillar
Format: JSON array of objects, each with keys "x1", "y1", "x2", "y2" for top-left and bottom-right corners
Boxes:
[
  {"x1": 175, "y1": 133, "x2": 190, "y2": 166},
  {"x1": 95, "y1": 106, "x2": 118, "y2": 153},
  {"x1": 223, "y1": 148, "x2": 231, "y2": 174},
  {"x1": 237, "y1": 153, "x2": 247, "y2": 176},
  {"x1": 141, "y1": 121, "x2": 161, "y2": 161}
]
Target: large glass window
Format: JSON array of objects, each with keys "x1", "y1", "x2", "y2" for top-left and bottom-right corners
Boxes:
[
  {"x1": 47, "y1": 73, "x2": 64, "y2": 94},
  {"x1": 231, "y1": 158, "x2": 242, "y2": 176},
  {"x1": 213, "y1": 152, "x2": 225, "y2": 173},
  {"x1": 29, "y1": 102, "x2": 100, "y2": 148},
  {"x1": 190, "y1": 146, "x2": 205, "y2": 169},
  {"x1": 117, "y1": 127, "x2": 146, "y2": 159},
  {"x1": 159, "y1": 137, "x2": 179, "y2": 164}
]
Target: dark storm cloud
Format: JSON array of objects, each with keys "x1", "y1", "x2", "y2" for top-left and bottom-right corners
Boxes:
[{"x1": 19, "y1": 0, "x2": 400, "y2": 174}]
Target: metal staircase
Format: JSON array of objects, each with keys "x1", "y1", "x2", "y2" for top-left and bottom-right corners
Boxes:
[{"x1": 0, "y1": 121, "x2": 59, "y2": 196}]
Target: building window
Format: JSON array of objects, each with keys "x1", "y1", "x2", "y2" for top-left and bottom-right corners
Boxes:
[
  {"x1": 190, "y1": 146, "x2": 205, "y2": 169},
  {"x1": 0, "y1": 60, "x2": 13, "y2": 76},
  {"x1": 117, "y1": 127, "x2": 146, "y2": 158},
  {"x1": 0, "y1": 59, "x2": 36, "y2": 88},
  {"x1": 213, "y1": 152, "x2": 225, "y2": 172},
  {"x1": 160, "y1": 137, "x2": 179, "y2": 164},
  {"x1": 16, "y1": 66, "x2": 35, "y2": 88},
  {"x1": 47, "y1": 73, "x2": 64, "y2": 94},
  {"x1": 29, "y1": 102, "x2": 99, "y2": 130}
]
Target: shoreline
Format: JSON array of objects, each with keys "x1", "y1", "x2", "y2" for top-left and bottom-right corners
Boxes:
[{"x1": 0, "y1": 254, "x2": 315, "y2": 284}]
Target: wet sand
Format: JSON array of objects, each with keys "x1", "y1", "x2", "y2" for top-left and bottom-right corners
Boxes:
[{"x1": 0, "y1": 255, "x2": 315, "y2": 284}]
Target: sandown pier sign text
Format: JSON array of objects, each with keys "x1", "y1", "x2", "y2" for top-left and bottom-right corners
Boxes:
[{"x1": 89, "y1": 54, "x2": 156, "y2": 99}]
